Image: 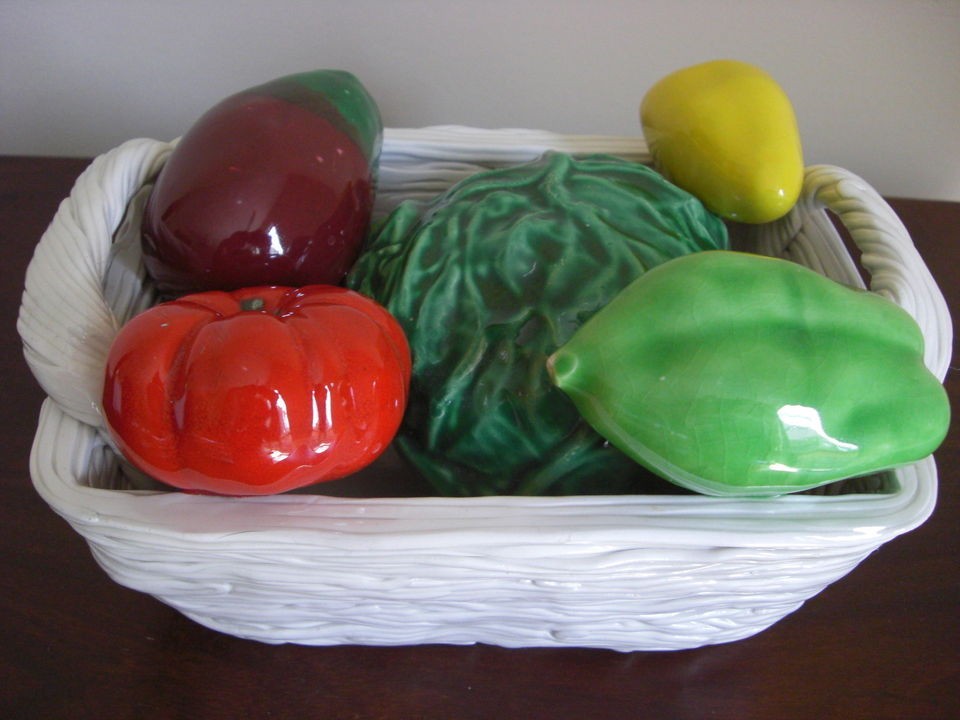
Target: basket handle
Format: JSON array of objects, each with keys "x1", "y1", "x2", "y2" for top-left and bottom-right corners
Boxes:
[
  {"x1": 17, "y1": 138, "x2": 174, "y2": 429},
  {"x1": 754, "y1": 164, "x2": 952, "y2": 381}
]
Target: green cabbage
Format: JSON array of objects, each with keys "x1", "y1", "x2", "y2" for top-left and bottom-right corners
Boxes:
[{"x1": 348, "y1": 152, "x2": 728, "y2": 495}]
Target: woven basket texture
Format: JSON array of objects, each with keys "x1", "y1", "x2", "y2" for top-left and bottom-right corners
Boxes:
[{"x1": 18, "y1": 127, "x2": 951, "y2": 651}]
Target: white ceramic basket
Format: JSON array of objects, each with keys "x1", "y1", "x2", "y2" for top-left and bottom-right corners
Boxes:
[{"x1": 18, "y1": 127, "x2": 952, "y2": 652}]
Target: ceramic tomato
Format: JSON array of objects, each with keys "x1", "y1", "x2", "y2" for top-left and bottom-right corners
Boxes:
[{"x1": 102, "y1": 285, "x2": 410, "y2": 496}]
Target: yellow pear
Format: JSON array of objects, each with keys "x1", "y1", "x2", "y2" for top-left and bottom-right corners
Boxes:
[{"x1": 640, "y1": 59, "x2": 804, "y2": 224}]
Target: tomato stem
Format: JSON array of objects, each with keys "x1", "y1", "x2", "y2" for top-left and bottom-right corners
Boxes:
[{"x1": 240, "y1": 297, "x2": 266, "y2": 312}]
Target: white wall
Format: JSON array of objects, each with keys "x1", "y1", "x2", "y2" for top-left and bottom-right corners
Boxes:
[{"x1": 2, "y1": 0, "x2": 958, "y2": 200}]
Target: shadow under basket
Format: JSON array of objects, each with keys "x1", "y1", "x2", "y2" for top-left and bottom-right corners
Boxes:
[{"x1": 19, "y1": 126, "x2": 952, "y2": 651}]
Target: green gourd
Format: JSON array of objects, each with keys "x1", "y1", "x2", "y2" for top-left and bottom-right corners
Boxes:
[
  {"x1": 548, "y1": 250, "x2": 949, "y2": 496},
  {"x1": 348, "y1": 153, "x2": 729, "y2": 496}
]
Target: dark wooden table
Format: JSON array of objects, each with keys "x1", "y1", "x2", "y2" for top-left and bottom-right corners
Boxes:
[{"x1": 1, "y1": 156, "x2": 957, "y2": 720}]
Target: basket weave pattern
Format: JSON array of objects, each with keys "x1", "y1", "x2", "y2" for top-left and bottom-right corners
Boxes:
[{"x1": 18, "y1": 127, "x2": 951, "y2": 650}]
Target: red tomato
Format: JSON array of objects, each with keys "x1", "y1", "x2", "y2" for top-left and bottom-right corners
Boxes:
[{"x1": 102, "y1": 285, "x2": 411, "y2": 495}]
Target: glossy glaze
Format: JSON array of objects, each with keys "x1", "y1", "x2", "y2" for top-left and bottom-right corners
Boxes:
[
  {"x1": 102, "y1": 285, "x2": 410, "y2": 495},
  {"x1": 348, "y1": 152, "x2": 729, "y2": 496},
  {"x1": 549, "y1": 251, "x2": 949, "y2": 496},
  {"x1": 141, "y1": 70, "x2": 382, "y2": 296},
  {"x1": 640, "y1": 59, "x2": 803, "y2": 224}
]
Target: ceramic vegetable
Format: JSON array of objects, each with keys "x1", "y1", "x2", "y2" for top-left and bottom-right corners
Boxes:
[
  {"x1": 640, "y1": 59, "x2": 803, "y2": 224},
  {"x1": 548, "y1": 251, "x2": 950, "y2": 496},
  {"x1": 102, "y1": 285, "x2": 410, "y2": 496},
  {"x1": 141, "y1": 69, "x2": 382, "y2": 297},
  {"x1": 348, "y1": 152, "x2": 729, "y2": 496}
]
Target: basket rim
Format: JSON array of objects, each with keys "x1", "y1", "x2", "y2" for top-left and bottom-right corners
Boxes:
[{"x1": 31, "y1": 398, "x2": 938, "y2": 552}]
